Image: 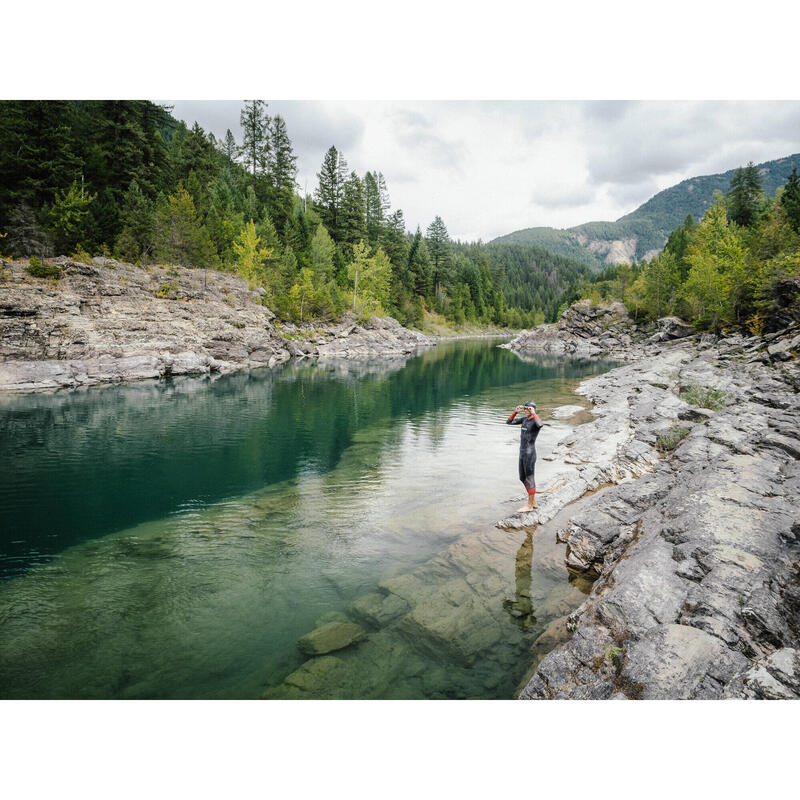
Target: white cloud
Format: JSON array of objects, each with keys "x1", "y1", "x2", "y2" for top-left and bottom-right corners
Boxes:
[{"x1": 164, "y1": 100, "x2": 800, "y2": 242}]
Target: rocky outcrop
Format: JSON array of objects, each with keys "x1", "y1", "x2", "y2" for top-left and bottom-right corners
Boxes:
[
  {"x1": 517, "y1": 326, "x2": 800, "y2": 700},
  {"x1": 283, "y1": 314, "x2": 432, "y2": 359},
  {"x1": 0, "y1": 258, "x2": 433, "y2": 392},
  {"x1": 503, "y1": 301, "x2": 698, "y2": 362},
  {"x1": 503, "y1": 301, "x2": 638, "y2": 359}
]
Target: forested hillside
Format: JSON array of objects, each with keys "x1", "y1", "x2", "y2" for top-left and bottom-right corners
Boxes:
[
  {"x1": 0, "y1": 100, "x2": 590, "y2": 329},
  {"x1": 493, "y1": 153, "x2": 800, "y2": 268},
  {"x1": 559, "y1": 163, "x2": 800, "y2": 334}
]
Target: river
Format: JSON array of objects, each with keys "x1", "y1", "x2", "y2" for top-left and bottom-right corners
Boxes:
[{"x1": 0, "y1": 340, "x2": 617, "y2": 698}]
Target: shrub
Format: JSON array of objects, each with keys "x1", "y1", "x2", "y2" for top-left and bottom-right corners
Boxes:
[
  {"x1": 25, "y1": 257, "x2": 62, "y2": 279},
  {"x1": 656, "y1": 425, "x2": 690, "y2": 452},
  {"x1": 156, "y1": 281, "x2": 179, "y2": 299},
  {"x1": 71, "y1": 246, "x2": 93, "y2": 265},
  {"x1": 680, "y1": 384, "x2": 728, "y2": 411}
]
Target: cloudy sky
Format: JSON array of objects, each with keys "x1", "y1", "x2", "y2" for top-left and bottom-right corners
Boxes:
[{"x1": 166, "y1": 101, "x2": 800, "y2": 243}]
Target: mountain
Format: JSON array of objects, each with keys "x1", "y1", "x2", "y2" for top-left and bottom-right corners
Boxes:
[{"x1": 492, "y1": 152, "x2": 800, "y2": 269}]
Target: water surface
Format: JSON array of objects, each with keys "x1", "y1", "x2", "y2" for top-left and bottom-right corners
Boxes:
[{"x1": 0, "y1": 340, "x2": 615, "y2": 698}]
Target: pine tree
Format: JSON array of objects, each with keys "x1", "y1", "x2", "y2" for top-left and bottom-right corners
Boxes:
[
  {"x1": 426, "y1": 215, "x2": 451, "y2": 295},
  {"x1": 50, "y1": 180, "x2": 96, "y2": 253},
  {"x1": 341, "y1": 172, "x2": 366, "y2": 244},
  {"x1": 153, "y1": 188, "x2": 219, "y2": 268},
  {"x1": 363, "y1": 171, "x2": 383, "y2": 245},
  {"x1": 314, "y1": 146, "x2": 346, "y2": 240},
  {"x1": 727, "y1": 162, "x2": 764, "y2": 228},
  {"x1": 780, "y1": 167, "x2": 800, "y2": 233},
  {"x1": 268, "y1": 115, "x2": 297, "y2": 232},
  {"x1": 377, "y1": 172, "x2": 391, "y2": 217},
  {"x1": 220, "y1": 129, "x2": 238, "y2": 163},
  {"x1": 407, "y1": 227, "x2": 433, "y2": 298},
  {"x1": 240, "y1": 100, "x2": 270, "y2": 176}
]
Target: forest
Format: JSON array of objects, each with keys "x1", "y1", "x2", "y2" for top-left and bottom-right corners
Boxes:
[
  {"x1": 563, "y1": 162, "x2": 800, "y2": 333},
  {"x1": 0, "y1": 100, "x2": 592, "y2": 330}
]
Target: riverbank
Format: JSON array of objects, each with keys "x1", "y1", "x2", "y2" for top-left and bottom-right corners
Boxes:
[
  {"x1": 505, "y1": 322, "x2": 800, "y2": 699},
  {"x1": 0, "y1": 257, "x2": 434, "y2": 392}
]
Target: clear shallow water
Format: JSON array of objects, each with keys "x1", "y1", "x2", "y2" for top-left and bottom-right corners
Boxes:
[{"x1": 0, "y1": 341, "x2": 616, "y2": 699}]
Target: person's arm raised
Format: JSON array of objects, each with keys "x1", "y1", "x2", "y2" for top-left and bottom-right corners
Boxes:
[{"x1": 507, "y1": 406, "x2": 525, "y2": 425}]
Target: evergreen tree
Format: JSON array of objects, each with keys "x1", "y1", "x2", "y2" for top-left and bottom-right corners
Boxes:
[
  {"x1": 220, "y1": 129, "x2": 238, "y2": 163},
  {"x1": 268, "y1": 115, "x2": 297, "y2": 233},
  {"x1": 314, "y1": 146, "x2": 347, "y2": 240},
  {"x1": 377, "y1": 172, "x2": 391, "y2": 217},
  {"x1": 380, "y1": 210, "x2": 409, "y2": 275},
  {"x1": 89, "y1": 187, "x2": 120, "y2": 251},
  {"x1": 50, "y1": 180, "x2": 96, "y2": 253},
  {"x1": 363, "y1": 171, "x2": 384, "y2": 245},
  {"x1": 240, "y1": 100, "x2": 270, "y2": 176},
  {"x1": 780, "y1": 167, "x2": 800, "y2": 233},
  {"x1": 407, "y1": 228, "x2": 434, "y2": 298},
  {"x1": 426, "y1": 215, "x2": 451, "y2": 295},
  {"x1": 153, "y1": 188, "x2": 218, "y2": 268},
  {"x1": 727, "y1": 161, "x2": 764, "y2": 228},
  {"x1": 341, "y1": 172, "x2": 366, "y2": 244}
]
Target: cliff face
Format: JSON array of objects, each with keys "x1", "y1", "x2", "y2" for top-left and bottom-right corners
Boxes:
[{"x1": 0, "y1": 257, "x2": 433, "y2": 392}]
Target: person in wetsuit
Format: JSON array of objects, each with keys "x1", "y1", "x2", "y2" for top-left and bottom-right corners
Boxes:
[{"x1": 506, "y1": 400, "x2": 544, "y2": 512}]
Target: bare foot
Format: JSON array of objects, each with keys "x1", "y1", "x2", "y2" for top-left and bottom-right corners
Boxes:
[{"x1": 516, "y1": 504, "x2": 538, "y2": 513}]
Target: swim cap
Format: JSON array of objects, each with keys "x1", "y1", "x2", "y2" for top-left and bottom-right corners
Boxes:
[{"x1": 524, "y1": 401, "x2": 537, "y2": 409}]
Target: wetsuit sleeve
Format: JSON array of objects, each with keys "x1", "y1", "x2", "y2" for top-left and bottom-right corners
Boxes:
[
  {"x1": 507, "y1": 411, "x2": 524, "y2": 425},
  {"x1": 532, "y1": 413, "x2": 544, "y2": 429}
]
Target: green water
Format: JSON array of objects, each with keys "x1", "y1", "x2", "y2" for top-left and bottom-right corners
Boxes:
[{"x1": 0, "y1": 340, "x2": 615, "y2": 699}]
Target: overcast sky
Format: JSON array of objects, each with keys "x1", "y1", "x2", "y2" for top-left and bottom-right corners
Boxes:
[{"x1": 166, "y1": 100, "x2": 800, "y2": 242}]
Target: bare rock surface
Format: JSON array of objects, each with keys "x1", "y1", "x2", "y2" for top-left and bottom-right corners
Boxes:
[
  {"x1": 0, "y1": 259, "x2": 433, "y2": 391},
  {"x1": 502, "y1": 300, "x2": 698, "y2": 362},
  {"x1": 286, "y1": 315, "x2": 432, "y2": 359},
  {"x1": 517, "y1": 326, "x2": 800, "y2": 700}
]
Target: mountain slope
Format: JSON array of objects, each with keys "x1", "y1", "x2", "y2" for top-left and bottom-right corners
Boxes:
[{"x1": 493, "y1": 152, "x2": 800, "y2": 268}]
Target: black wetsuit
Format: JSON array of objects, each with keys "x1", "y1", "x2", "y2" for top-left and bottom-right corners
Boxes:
[{"x1": 507, "y1": 411, "x2": 544, "y2": 494}]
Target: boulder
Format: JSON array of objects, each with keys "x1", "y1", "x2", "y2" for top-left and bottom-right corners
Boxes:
[{"x1": 655, "y1": 316, "x2": 694, "y2": 340}]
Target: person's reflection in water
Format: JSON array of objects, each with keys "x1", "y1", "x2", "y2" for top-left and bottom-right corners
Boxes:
[{"x1": 503, "y1": 530, "x2": 536, "y2": 628}]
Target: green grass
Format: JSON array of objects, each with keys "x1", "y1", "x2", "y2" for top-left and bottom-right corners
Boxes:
[
  {"x1": 656, "y1": 425, "x2": 691, "y2": 453},
  {"x1": 680, "y1": 384, "x2": 728, "y2": 411}
]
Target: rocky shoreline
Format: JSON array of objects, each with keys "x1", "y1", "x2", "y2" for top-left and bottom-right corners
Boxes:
[
  {"x1": 505, "y1": 322, "x2": 800, "y2": 699},
  {"x1": 0, "y1": 257, "x2": 434, "y2": 392},
  {"x1": 502, "y1": 298, "x2": 698, "y2": 361}
]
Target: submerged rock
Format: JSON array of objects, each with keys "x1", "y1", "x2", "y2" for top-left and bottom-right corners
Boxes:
[
  {"x1": 550, "y1": 404, "x2": 587, "y2": 419},
  {"x1": 296, "y1": 621, "x2": 367, "y2": 656}
]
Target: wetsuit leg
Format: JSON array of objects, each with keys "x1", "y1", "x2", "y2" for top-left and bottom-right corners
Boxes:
[{"x1": 521, "y1": 451, "x2": 537, "y2": 495}]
